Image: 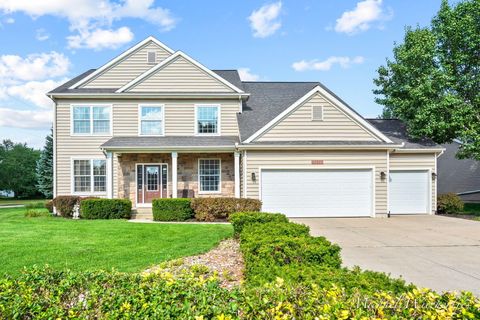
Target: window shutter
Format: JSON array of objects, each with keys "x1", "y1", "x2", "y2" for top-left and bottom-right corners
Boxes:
[
  {"x1": 147, "y1": 51, "x2": 156, "y2": 64},
  {"x1": 312, "y1": 106, "x2": 323, "y2": 121}
]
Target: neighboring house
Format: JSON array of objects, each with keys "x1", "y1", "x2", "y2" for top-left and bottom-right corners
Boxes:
[
  {"x1": 48, "y1": 36, "x2": 444, "y2": 218},
  {"x1": 438, "y1": 141, "x2": 480, "y2": 202},
  {"x1": 0, "y1": 190, "x2": 13, "y2": 198}
]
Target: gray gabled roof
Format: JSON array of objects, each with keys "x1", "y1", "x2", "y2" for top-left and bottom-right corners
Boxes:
[{"x1": 367, "y1": 119, "x2": 440, "y2": 149}]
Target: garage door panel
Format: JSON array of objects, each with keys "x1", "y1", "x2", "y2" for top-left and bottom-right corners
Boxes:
[
  {"x1": 261, "y1": 169, "x2": 373, "y2": 217},
  {"x1": 389, "y1": 170, "x2": 429, "y2": 214}
]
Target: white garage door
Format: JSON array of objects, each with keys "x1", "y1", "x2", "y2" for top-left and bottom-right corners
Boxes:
[
  {"x1": 261, "y1": 169, "x2": 373, "y2": 217},
  {"x1": 389, "y1": 170, "x2": 430, "y2": 214}
]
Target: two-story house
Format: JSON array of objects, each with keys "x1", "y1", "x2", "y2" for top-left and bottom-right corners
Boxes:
[{"x1": 48, "y1": 36, "x2": 444, "y2": 218}]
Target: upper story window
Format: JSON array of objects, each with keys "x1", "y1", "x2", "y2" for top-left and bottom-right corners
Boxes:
[
  {"x1": 72, "y1": 105, "x2": 111, "y2": 135},
  {"x1": 196, "y1": 105, "x2": 219, "y2": 135},
  {"x1": 139, "y1": 105, "x2": 164, "y2": 136}
]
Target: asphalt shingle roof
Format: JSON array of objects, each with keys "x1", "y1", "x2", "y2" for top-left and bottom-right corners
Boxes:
[{"x1": 101, "y1": 136, "x2": 239, "y2": 149}]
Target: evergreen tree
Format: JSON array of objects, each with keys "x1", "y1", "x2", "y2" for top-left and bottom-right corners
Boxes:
[{"x1": 36, "y1": 129, "x2": 54, "y2": 198}]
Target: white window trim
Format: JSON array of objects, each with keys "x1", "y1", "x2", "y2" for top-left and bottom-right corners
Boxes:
[
  {"x1": 194, "y1": 104, "x2": 221, "y2": 136},
  {"x1": 311, "y1": 105, "x2": 324, "y2": 121},
  {"x1": 70, "y1": 157, "x2": 107, "y2": 196},
  {"x1": 138, "y1": 104, "x2": 165, "y2": 136},
  {"x1": 146, "y1": 50, "x2": 156, "y2": 64},
  {"x1": 198, "y1": 158, "x2": 222, "y2": 194},
  {"x1": 70, "y1": 104, "x2": 113, "y2": 136}
]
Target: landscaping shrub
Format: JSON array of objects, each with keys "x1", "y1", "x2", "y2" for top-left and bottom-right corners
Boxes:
[
  {"x1": 45, "y1": 200, "x2": 53, "y2": 213},
  {"x1": 0, "y1": 266, "x2": 478, "y2": 319},
  {"x1": 24, "y1": 202, "x2": 47, "y2": 209},
  {"x1": 191, "y1": 198, "x2": 261, "y2": 221},
  {"x1": 229, "y1": 211, "x2": 288, "y2": 235},
  {"x1": 24, "y1": 208, "x2": 51, "y2": 218},
  {"x1": 80, "y1": 199, "x2": 132, "y2": 219},
  {"x1": 437, "y1": 193, "x2": 464, "y2": 214},
  {"x1": 52, "y1": 195, "x2": 80, "y2": 217},
  {"x1": 152, "y1": 198, "x2": 193, "y2": 221},
  {"x1": 240, "y1": 221, "x2": 310, "y2": 243}
]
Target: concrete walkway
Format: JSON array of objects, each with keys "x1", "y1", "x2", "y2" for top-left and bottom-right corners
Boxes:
[{"x1": 291, "y1": 215, "x2": 480, "y2": 295}]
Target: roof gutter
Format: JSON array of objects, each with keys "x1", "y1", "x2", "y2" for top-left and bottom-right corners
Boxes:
[
  {"x1": 392, "y1": 148, "x2": 446, "y2": 153},
  {"x1": 48, "y1": 92, "x2": 250, "y2": 100},
  {"x1": 100, "y1": 145, "x2": 236, "y2": 153},
  {"x1": 237, "y1": 143, "x2": 405, "y2": 151}
]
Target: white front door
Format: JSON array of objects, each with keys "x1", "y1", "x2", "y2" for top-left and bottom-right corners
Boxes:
[
  {"x1": 389, "y1": 170, "x2": 430, "y2": 214},
  {"x1": 260, "y1": 169, "x2": 373, "y2": 217}
]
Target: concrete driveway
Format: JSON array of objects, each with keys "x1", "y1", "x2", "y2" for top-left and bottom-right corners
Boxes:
[{"x1": 291, "y1": 215, "x2": 480, "y2": 295}]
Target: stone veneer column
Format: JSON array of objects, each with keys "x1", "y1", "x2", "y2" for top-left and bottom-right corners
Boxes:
[
  {"x1": 172, "y1": 151, "x2": 178, "y2": 198},
  {"x1": 234, "y1": 151, "x2": 240, "y2": 198}
]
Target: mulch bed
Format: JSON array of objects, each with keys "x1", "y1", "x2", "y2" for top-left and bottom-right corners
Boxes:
[
  {"x1": 144, "y1": 238, "x2": 244, "y2": 289},
  {"x1": 437, "y1": 213, "x2": 480, "y2": 221}
]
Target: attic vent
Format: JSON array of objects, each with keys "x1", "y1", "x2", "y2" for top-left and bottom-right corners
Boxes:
[
  {"x1": 147, "y1": 51, "x2": 156, "y2": 64},
  {"x1": 311, "y1": 106, "x2": 323, "y2": 121}
]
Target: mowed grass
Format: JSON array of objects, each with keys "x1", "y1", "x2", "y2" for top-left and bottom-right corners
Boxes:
[
  {"x1": 0, "y1": 198, "x2": 48, "y2": 206},
  {"x1": 0, "y1": 207, "x2": 232, "y2": 275}
]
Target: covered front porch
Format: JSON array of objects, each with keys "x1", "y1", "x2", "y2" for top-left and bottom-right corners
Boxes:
[{"x1": 100, "y1": 135, "x2": 241, "y2": 209}]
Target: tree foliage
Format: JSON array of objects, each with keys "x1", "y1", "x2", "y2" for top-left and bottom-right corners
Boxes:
[
  {"x1": 0, "y1": 140, "x2": 41, "y2": 198},
  {"x1": 374, "y1": 0, "x2": 480, "y2": 159},
  {"x1": 36, "y1": 129, "x2": 54, "y2": 198}
]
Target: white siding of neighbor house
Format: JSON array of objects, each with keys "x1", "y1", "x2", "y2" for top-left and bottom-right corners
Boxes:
[
  {"x1": 244, "y1": 150, "x2": 388, "y2": 215},
  {"x1": 55, "y1": 99, "x2": 240, "y2": 195},
  {"x1": 127, "y1": 56, "x2": 235, "y2": 93},
  {"x1": 81, "y1": 41, "x2": 172, "y2": 89},
  {"x1": 389, "y1": 152, "x2": 437, "y2": 214},
  {"x1": 256, "y1": 92, "x2": 380, "y2": 142}
]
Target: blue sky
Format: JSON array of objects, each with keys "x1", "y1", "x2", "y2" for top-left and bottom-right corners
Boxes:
[{"x1": 0, "y1": 0, "x2": 447, "y2": 148}]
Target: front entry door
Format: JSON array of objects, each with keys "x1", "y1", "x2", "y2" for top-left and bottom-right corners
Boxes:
[{"x1": 137, "y1": 164, "x2": 168, "y2": 206}]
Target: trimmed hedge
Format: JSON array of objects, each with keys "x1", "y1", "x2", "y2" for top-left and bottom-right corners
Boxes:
[
  {"x1": 191, "y1": 198, "x2": 261, "y2": 221},
  {"x1": 80, "y1": 199, "x2": 132, "y2": 219},
  {"x1": 0, "y1": 266, "x2": 478, "y2": 319},
  {"x1": 437, "y1": 193, "x2": 464, "y2": 214},
  {"x1": 229, "y1": 211, "x2": 288, "y2": 235},
  {"x1": 152, "y1": 198, "x2": 193, "y2": 221}
]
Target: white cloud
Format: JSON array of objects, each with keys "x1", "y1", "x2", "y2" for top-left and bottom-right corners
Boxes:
[
  {"x1": 0, "y1": 51, "x2": 70, "y2": 81},
  {"x1": 334, "y1": 0, "x2": 391, "y2": 35},
  {"x1": 292, "y1": 56, "x2": 365, "y2": 71},
  {"x1": 36, "y1": 28, "x2": 50, "y2": 41},
  {"x1": 1, "y1": 79, "x2": 66, "y2": 109},
  {"x1": 67, "y1": 26, "x2": 134, "y2": 50},
  {"x1": 248, "y1": 2, "x2": 282, "y2": 38},
  {"x1": 0, "y1": 107, "x2": 52, "y2": 129},
  {"x1": 238, "y1": 68, "x2": 260, "y2": 81},
  {"x1": 0, "y1": 0, "x2": 177, "y2": 49},
  {"x1": 4, "y1": 17, "x2": 14, "y2": 23}
]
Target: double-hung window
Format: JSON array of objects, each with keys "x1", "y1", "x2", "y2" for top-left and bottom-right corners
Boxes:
[
  {"x1": 198, "y1": 159, "x2": 221, "y2": 193},
  {"x1": 196, "y1": 105, "x2": 219, "y2": 135},
  {"x1": 72, "y1": 105, "x2": 111, "y2": 135},
  {"x1": 139, "y1": 105, "x2": 164, "y2": 135},
  {"x1": 73, "y1": 159, "x2": 107, "y2": 193}
]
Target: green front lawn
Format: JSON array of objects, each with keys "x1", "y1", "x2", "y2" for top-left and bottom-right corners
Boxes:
[
  {"x1": 0, "y1": 207, "x2": 232, "y2": 275},
  {"x1": 0, "y1": 198, "x2": 48, "y2": 206}
]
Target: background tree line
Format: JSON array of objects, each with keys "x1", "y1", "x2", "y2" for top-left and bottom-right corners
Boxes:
[{"x1": 0, "y1": 130, "x2": 53, "y2": 199}]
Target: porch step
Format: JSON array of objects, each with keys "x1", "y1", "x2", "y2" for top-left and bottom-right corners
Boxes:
[{"x1": 131, "y1": 208, "x2": 153, "y2": 220}]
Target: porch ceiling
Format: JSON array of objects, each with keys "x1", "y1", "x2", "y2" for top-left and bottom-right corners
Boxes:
[{"x1": 100, "y1": 136, "x2": 239, "y2": 152}]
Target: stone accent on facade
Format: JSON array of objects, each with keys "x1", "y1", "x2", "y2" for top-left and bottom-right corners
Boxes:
[{"x1": 116, "y1": 152, "x2": 235, "y2": 206}]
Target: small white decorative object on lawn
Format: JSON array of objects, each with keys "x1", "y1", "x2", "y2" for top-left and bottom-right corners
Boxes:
[{"x1": 73, "y1": 203, "x2": 80, "y2": 219}]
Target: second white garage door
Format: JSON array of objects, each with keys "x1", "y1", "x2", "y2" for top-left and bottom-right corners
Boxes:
[
  {"x1": 389, "y1": 170, "x2": 430, "y2": 214},
  {"x1": 261, "y1": 169, "x2": 373, "y2": 217}
]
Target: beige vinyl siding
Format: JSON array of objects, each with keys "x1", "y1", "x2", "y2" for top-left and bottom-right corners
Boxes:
[
  {"x1": 245, "y1": 150, "x2": 388, "y2": 215},
  {"x1": 82, "y1": 41, "x2": 172, "y2": 89},
  {"x1": 257, "y1": 92, "x2": 379, "y2": 142},
  {"x1": 55, "y1": 102, "x2": 111, "y2": 195},
  {"x1": 128, "y1": 56, "x2": 235, "y2": 93},
  {"x1": 389, "y1": 152, "x2": 437, "y2": 213}
]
